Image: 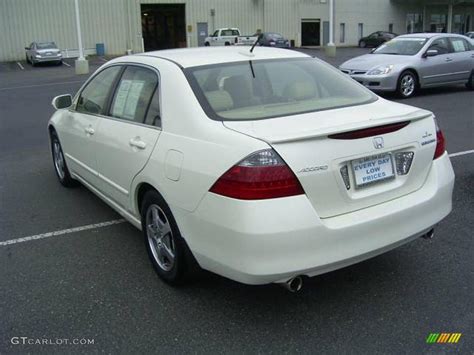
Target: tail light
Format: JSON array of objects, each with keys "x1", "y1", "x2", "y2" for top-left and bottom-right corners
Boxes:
[
  {"x1": 209, "y1": 149, "x2": 304, "y2": 200},
  {"x1": 433, "y1": 120, "x2": 446, "y2": 160}
]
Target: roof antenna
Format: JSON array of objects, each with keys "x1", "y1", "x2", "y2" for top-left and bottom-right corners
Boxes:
[{"x1": 250, "y1": 33, "x2": 264, "y2": 53}]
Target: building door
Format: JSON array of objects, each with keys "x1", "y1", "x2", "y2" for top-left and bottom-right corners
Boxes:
[
  {"x1": 323, "y1": 21, "x2": 329, "y2": 45},
  {"x1": 141, "y1": 4, "x2": 186, "y2": 51},
  {"x1": 301, "y1": 19, "x2": 320, "y2": 46},
  {"x1": 197, "y1": 22, "x2": 208, "y2": 47}
]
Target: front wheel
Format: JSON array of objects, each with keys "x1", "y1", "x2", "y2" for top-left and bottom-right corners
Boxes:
[
  {"x1": 141, "y1": 191, "x2": 199, "y2": 285},
  {"x1": 50, "y1": 131, "x2": 78, "y2": 187},
  {"x1": 204, "y1": 42, "x2": 210, "y2": 47},
  {"x1": 359, "y1": 40, "x2": 366, "y2": 48},
  {"x1": 397, "y1": 71, "x2": 417, "y2": 98}
]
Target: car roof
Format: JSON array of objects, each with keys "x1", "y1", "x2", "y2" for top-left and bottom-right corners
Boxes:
[
  {"x1": 398, "y1": 33, "x2": 468, "y2": 39},
  {"x1": 137, "y1": 47, "x2": 309, "y2": 68}
]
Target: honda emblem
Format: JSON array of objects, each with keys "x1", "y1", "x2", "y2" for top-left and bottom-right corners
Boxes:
[{"x1": 373, "y1": 137, "x2": 384, "y2": 149}]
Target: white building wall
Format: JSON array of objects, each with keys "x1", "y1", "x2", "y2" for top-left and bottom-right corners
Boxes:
[
  {"x1": 0, "y1": 0, "x2": 130, "y2": 62},
  {"x1": 1, "y1": 0, "x2": 472, "y2": 62}
]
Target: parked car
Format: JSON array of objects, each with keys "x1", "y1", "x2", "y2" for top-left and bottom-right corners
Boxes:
[
  {"x1": 25, "y1": 41, "x2": 62, "y2": 66},
  {"x1": 359, "y1": 31, "x2": 398, "y2": 48},
  {"x1": 341, "y1": 33, "x2": 474, "y2": 98},
  {"x1": 257, "y1": 32, "x2": 290, "y2": 48},
  {"x1": 465, "y1": 31, "x2": 474, "y2": 39},
  {"x1": 48, "y1": 47, "x2": 454, "y2": 290},
  {"x1": 204, "y1": 28, "x2": 258, "y2": 46}
]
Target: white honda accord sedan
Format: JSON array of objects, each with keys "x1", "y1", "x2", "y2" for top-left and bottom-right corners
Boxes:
[{"x1": 48, "y1": 47, "x2": 454, "y2": 290}]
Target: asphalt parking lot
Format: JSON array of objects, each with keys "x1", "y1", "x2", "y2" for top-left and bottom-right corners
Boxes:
[{"x1": 0, "y1": 49, "x2": 473, "y2": 354}]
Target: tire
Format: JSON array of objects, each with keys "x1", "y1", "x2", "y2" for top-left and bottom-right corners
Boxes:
[
  {"x1": 466, "y1": 71, "x2": 474, "y2": 90},
  {"x1": 141, "y1": 190, "x2": 199, "y2": 285},
  {"x1": 397, "y1": 70, "x2": 417, "y2": 98},
  {"x1": 204, "y1": 42, "x2": 210, "y2": 47},
  {"x1": 56, "y1": 60, "x2": 63, "y2": 66},
  {"x1": 224, "y1": 42, "x2": 230, "y2": 46},
  {"x1": 50, "y1": 130, "x2": 78, "y2": 187},
  {"x1": 359, "y1": 40, "x2": 366, "y2": 48}
]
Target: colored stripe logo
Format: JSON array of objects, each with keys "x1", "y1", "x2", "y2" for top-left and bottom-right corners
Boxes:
[{"x1": 426, "y1": 333, "x2": 462, "y2": 344}]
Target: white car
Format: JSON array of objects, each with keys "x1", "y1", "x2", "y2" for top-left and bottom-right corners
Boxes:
[
  {"x1": 204, "y1": 28, "x2": 258, "y2": 46},
  {"x1": 48, "y1": 47, "x2": 454, "y2": 291}
]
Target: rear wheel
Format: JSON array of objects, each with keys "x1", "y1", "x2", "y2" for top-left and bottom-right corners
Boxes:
[
  {"x1": 141, "y1": 190, "x2": 199, "y2": 285},
  {"x1": 397, "y1": 71, "x2": 417, "y2": 98},
  {"x1": 50, "y1": 131, "x2": 78, "y2": 187},
  {"x1": 359, "y1": 40, "x2": 366, "y2": 48},
  {"x1": 224, "y1": 42, "x2": 230, "y2": 46},
  {"x1": 204, "y1": 42, "x2": 210, "y2": 47}
]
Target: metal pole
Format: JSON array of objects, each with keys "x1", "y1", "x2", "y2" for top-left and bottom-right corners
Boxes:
[
  {"x1": 328, "y1": 0, "x2": 334, "y2": 45},
  {"x1": 74, "y1": 0, "x2": 84, "y2": 60}
]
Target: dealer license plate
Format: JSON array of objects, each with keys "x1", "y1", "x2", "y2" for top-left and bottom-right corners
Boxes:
[{"x1": 352, "y1": 153, "x2": 395, "y2": 187}]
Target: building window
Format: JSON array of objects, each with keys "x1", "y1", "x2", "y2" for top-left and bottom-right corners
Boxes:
[
  {"x1": 406, "y1": 13, "x2": 423, "y2": 33},
  {"x1": 430, "y1": 14, "x2": 447, "y2": 33},
  {"x1": 340, "y1": 23, "x2": 345, "y2": 43},
  {"x1": 389, "y1": 23, "x2": 393, "y2": 33},
  {"x1": 358, "y1": 23, "x2": 363, "y2": 39}
]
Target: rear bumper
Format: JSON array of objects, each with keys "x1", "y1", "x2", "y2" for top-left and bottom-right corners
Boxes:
[
  {"x1": 34, "y1": 56, "x2": 62, "y2": 63},
  {"x1": 176, "y1": 153, "x2": 454, "y2": 285},
  {"x1": 349, "y1": 73, "x2": 398, "y2": 92}
]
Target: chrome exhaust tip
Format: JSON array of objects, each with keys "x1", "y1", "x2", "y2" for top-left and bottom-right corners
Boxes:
[
  {"x1": 422, "y1": 228, "x2": 435, "y2": 240},
  {"x1": 281, "y1": 276, "x2": 303, "y2": 292}
]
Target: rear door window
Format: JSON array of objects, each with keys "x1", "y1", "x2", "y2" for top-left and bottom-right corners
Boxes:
[
  {"x1": 109, "y1": 66, "x2": 158, "y2": 123},
  {"x1": 449, "y1": 37, "x2": 469, "y2": 52}
]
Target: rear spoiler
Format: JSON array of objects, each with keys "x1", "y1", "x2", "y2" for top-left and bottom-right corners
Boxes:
[{"x1": 262, "y1": 110, "x2": 433, "y2": 144}]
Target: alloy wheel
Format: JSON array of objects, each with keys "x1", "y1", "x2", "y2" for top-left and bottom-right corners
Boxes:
[
  {"x1": 400, "y1": 74, "x2": 415, "y2": 97},
  {"x1": 53, "y1": 140, "x2": 66, "y2": 180},
  {"x1": 146, "y1": 204, "x2": 175, "y2": 272}
]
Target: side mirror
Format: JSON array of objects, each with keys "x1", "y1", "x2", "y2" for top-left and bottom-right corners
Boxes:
[
  {"x1": 52, "y1": 94, "x2": 73, "y2": 110},
  {"x1": 424, "y1": 49, "x2": 438, "y2": 57}
]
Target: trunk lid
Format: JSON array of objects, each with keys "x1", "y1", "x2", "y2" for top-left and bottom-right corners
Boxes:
[{"x1": 223, "y1": 98, "x2": 437, "y2": 218}]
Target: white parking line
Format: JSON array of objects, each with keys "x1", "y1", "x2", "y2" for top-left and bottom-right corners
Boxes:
[
  {"x1": 17, "y1": 62, "x2": 24, "y2": 70},
  {"x1": 449, "y1": 149, "x2": 474, "y2": 158},
  {"x1": 0, "y1": 80, "x2": 84, "y2": 91},
  {"x1": 62, "y1": 61, "x2": 71, "y2": 67},
  {"x1": 0, "y1": 219, "x2": 126, "y2": 247}
]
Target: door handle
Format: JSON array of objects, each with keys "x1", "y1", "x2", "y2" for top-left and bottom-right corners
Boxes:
[
  {"x1": 129, "y1": 137, "x2": 146, "y2": 150},
  {"x1": 84, "y1": 126, "x2": 95, "y2": 135},
  {"x1": 445, "y1": 57, "x2": 453, "y2": 62}
]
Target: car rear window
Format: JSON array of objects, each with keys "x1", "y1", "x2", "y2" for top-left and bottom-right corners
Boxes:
[
  {"x1": 37, "y1": 42, "x2": 56, "y2": 49},
  {"x1": 185, "y1": 58, "x2": 376, "y2": 121}
]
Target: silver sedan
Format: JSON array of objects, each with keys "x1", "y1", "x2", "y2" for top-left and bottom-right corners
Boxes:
[
  {"x1": 25, "y1": 41, "x2": 63, "y2": 66},
  {"x1": 340, "y1": 33, "x2": 474, "y2": 98}
]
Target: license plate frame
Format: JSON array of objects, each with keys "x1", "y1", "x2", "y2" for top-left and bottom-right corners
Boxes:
[{"x1": 351, "y1": 153, "x2": 395, "y2": 188}]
